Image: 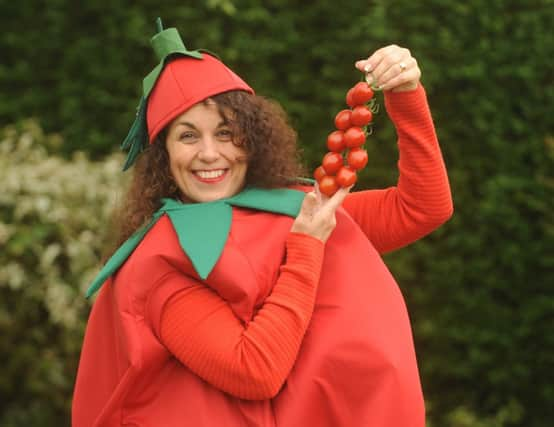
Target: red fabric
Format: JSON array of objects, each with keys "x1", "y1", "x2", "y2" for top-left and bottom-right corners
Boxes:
[
  {"x1": 147, "y1": 54, "x2": 254, "y2": 144},
  {"x1": 159, "y1": 232, "x2": 324, "y2": 400},
  {"x1": 72, "y1": 85, "x2": 453, "y2": 426},
  {"x1": 73, "y1": 211, "x2": 301, "y2": 426}
]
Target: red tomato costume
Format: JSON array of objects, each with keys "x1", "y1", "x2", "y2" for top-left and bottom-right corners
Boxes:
[{"x1": 72, "y1": 21, "x2": 453, "y2": 427}]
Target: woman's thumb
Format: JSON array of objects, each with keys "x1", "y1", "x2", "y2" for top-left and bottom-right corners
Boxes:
[{"x1": 299, "y1": 192, "x2": 318, "y2": 217}]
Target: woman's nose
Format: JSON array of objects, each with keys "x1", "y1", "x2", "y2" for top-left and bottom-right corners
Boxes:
[{"x1": 197, "y1": 137, "x2": 220, "y2": 162}]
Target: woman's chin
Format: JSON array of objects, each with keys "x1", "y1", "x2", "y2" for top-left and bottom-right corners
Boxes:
[{"x1": 180, "y1": 186, "x2": 241, "y2": 203}]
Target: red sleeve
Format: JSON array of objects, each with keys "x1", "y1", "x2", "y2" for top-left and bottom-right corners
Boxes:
[
  {"x1": 158, "y1": 232, "x2": 324, "y2": 400},
  {"x1": 342, "y1": 84, "x2": 453, "y2": 254}
]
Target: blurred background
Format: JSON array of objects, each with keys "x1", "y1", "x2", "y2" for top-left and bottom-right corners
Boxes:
[{"x1": 1, "y1": 1, "x2": 552, "y2": 426}]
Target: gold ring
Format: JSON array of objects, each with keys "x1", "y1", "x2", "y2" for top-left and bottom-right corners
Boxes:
[{"x1": 399, "y1": 62, "x2": 407, "y2": 72}]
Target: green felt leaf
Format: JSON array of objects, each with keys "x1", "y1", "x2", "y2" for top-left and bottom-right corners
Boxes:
[
  {"x1": 229, "y1": 187, "x2": 305, "y2": 217},
  {"x1": 121, "y1": 95, "x2": 148, "y2": 171},
  {"x1": 142, "y1": 62, "x2": 164, "y2": 99},
  {"x1": 85, "y1": 188, "x2": 306, "y2": 297},
  {"x1": 165, "y1": 201, "x2": 232, "y2": 279},
  {"x1": 85, "y1": 212, "x2": 163, "y2": 298},
  {"x1": 151, "y1": 27, "x2": 202, "y2": 62}
]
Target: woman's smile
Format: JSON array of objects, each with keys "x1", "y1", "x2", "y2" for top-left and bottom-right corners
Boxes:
[
  {"x1": 193, "y1": 168, "x2": 228, "y2": 183},
  {"x1": 165, "y1": 101, "x2": 248, "y2": 203}
]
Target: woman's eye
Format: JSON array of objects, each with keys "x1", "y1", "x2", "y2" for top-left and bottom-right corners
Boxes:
[
  {"x1": 179, "y1": 132, "x2": 197, "y2": 142},
  {"x1": 217, "y1": 129, "x2": 233, "y2": 140}
]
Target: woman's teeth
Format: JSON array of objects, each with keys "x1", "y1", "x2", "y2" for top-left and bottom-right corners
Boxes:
[{"x1": 195, "y1": 169, "x2": 226, "y2": 179}]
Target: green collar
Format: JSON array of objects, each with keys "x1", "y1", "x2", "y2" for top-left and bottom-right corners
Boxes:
[{"x1": 85, "y1": 187, "x2": 305, "y2": 298}]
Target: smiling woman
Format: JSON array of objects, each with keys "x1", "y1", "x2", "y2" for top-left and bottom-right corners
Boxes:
[
  {"x1": 73, "y1": 19, "x2": 452, "y2": 427},
  {"x1": 164, "y1": 101, "x2": 249, "y2": 203},
  {"x1": 110, "y1": 88, "x2": 305, "y2": 250}
]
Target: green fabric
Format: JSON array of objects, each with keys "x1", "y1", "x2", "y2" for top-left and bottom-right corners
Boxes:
[
  {"x1": 121, "y1": 18, "x2": 203, "y2": 171},
  {"x1": 230, "y1": 187, "x2": 305, "y2": 216},
  {"x1": 85, "y1": 212, "x2": 164, "y2": 298},
  {"x1": 121, "y1": 95, "x2": 149, "y2": 171},
  {"x1": 85, "y1": 187, "x2": 305, "y2": 298},
  {"x1": 163, "y1": 199, "x2": 232, "y2": 280},
  {"x1": 143, "y1": 26, "x2": 203, "y2": 97}
]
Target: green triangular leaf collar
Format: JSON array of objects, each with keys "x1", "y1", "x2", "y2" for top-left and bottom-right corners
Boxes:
[
  {"x1": 85, "y1": 187, "x2": 306, "y2": 298},
  {"x1": 121, "y1": 18, "x2": 205, "y2": 171}
]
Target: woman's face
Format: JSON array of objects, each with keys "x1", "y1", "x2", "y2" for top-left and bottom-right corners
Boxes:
[{"x1": 165, "y1": 101, "x2": 248, "y2": 203}]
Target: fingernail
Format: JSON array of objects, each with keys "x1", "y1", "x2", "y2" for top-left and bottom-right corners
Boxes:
[{"x1": 364, "y1": 63, "x2": 372, "y2": 72}]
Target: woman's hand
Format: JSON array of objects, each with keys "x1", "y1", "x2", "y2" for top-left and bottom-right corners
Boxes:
[
  {"x1": 355, "y1": 45, "x2": 421, "y2": 92},
  {"x1": 291, "y1": 186, "x2": 351, "y2": 243}
]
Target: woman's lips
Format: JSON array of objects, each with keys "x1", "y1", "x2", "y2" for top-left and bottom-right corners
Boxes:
[{"x1": 193, "y1": 169, "x2": 228, "y2": 183}]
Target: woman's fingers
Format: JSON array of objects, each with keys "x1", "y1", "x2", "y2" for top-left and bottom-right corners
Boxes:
[
  {"x1": 318, "y1": 186, "x2": 351, "y2": 216},
  {"x1": 291, "y1": 187, "x2": 351, "y2": 243},
  {"x1": 355, "y1": 44, "x2": 421, "y2": 92},
  {"x1": 298, "y1": 191, "x2": 318, "y2": 219}
]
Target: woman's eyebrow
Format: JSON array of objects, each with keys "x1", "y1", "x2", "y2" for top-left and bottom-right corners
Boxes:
[
  {"x1": 175, "y1": 121, "x2": 197, "y2": 130},
  {"x1": 175, "y1": 120, "x2": 228, "y2": 130}
]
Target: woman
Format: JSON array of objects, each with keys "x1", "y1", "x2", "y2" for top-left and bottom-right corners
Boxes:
[{"x1": 72, "y1": 21, "x2": 453, "y2": 427}]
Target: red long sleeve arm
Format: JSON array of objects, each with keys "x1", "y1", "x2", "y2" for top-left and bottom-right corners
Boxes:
[
  {"x1": 342, "y1": 84, "x2": 453, "y2": 254},
  {"x1": 159, "y1": 232, "x2": 324, "y2": 400}
]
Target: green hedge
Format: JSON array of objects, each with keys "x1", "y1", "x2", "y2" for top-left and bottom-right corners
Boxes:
[{"x1": 1, "y1": 1, "x2": 553, "y2": 426}]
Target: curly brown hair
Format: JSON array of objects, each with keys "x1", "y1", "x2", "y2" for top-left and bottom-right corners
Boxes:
[{"x1": 108, "y1": 90, "x2": 307, "y2": 253}]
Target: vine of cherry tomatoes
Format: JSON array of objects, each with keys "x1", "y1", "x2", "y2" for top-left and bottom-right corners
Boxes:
[{"x1": 314, "y1": 80, "x2": 378, "y2": 196}]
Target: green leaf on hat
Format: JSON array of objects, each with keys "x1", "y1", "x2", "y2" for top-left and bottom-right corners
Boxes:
[
  {"x1": 120, "y1": 17, "x2": 205, "y2": 171},
  {"x1": 121, "y1": 95, "x2": 148, "y2": 171},
  {"x1": 144, "y1": 20, "x2": 203, "y2": 97}
]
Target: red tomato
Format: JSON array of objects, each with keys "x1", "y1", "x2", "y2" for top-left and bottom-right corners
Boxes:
[
  {"x1": 334, "y1": 109, "x2": 352, "y2": 130},
  {"x1": 346, "y1": 88, "x2": 356, "y2": 108},
  {"x1": 322, "y1": 152, "x2": 343, "y2": 174},
  {"x1": 343, "y1": 127, "x2": 366, "y2": 148},
  {"x1": 319, "y1": 175, "x2": 339, "y2": 197},
  {"x1": 350, "y1": 105, "x2": 373, "y2": 126},
  {"x1": 347, "y1": 148, "x2": 368, "y2": 170},
  {"x1": 314, "y1": 165, "x2": 326, "y2": 182},
  {"x1": 336, "y1": 166, "x2": 357, "y2": 187},
  {"x1": 326, "y1": 130, "x2": 345, "y2": 152},
  {"x1": 351, "y1": 82, "x2": 374, "y2": 105}
]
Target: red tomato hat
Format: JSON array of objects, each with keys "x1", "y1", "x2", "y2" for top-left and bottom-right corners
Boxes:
[
  {"x1": 120, "y1": 18, "x2": 254, "y2": 170},
  {"x1": 146, "y1": 53, "x2": 254, "y2": 144}
]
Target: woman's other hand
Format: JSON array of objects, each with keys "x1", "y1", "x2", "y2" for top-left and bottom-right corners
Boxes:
[
  {"x1": 291, "y1": 186, "x2": 351, "y2": 243},
  {"x1": 355, "y1": 45, "x2": 421, "y2": 92}
]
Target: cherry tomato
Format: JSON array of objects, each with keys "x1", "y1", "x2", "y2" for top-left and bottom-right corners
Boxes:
[
  {"x1": 319, "y1": 175, "x2": 339, "y2": 197},
  {"x1": 346, "y1": 88, "x2": 356, "y2": 108},
  {"x1": 336, "y1": 166, "x2": 357, "y2": 187},
  {"x1": 322, "y1": 152, "x2": 344, "y2": 174},
  {"x1": 350, "y1": 105, "x2": 373, "y2": 126},
  {"x1": 347, "y1": 148, "x2": 368, "y2": 170},
  {"x1": 346, "y1": 148, "x2": 367, "y2": 170},
  {"x1": 327, "y1": 130, "x2": 345, "y2": 152},
  {"x1": 344, "y1": 127, "x2": 366, "y2": 148},
  {"x1": 314, "y1": 165, "x2": 326, "y2": 182},
  {"x1": 334, "y1": 109, "x2": 352, "y2": 130},
  {"x1": 351, "y1": 82, "x2": 374, "y2": 105}
]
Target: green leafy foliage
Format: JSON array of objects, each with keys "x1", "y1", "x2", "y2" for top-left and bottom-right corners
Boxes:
[
  {"x1": 0, "y1": 121, "x2": 126, "y2": 425},
  {"x1": 1, "y1": 0, "x2": 553, "y2": 425}
]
